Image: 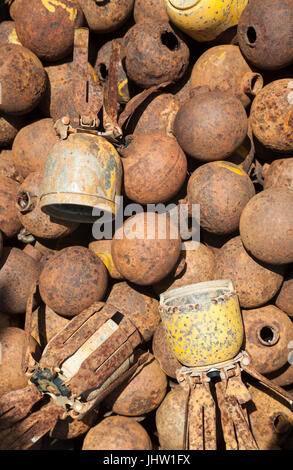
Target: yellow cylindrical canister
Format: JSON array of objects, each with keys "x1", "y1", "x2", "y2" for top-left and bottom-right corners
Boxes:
[
  {"x1": 165, "y1": 0, "x2": 248, "y2": 42},
  {"x1": 159, "y1": 280, "x2": 244, "y2": 367},
  {"x1": 89, "y1": 240, "x2": 124, "y2": 280}
]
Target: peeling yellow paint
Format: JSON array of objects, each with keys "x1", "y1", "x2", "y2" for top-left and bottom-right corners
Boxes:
[
  {"x1": 41, "y1": 0, "x2": 77, "y2": 22},
  {"x1": 214, "y1": 161, "x2": 246, "y2": 175}
]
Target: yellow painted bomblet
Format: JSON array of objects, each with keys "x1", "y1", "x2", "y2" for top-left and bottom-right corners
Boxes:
[
  {"x1": 164, "y1": 0, "x2": 248, "y2": 42},
  {"x1": 159, "y1": 280, "x2": 244, "y2": 367}
]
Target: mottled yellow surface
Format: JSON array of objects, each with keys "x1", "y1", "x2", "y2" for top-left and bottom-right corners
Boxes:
[
  {"x1": 165, "y1": 0, "x2": 248, "y2": 42},
  {"x1": 162, "y1": 296, "x2": 244, "y2": 366}
]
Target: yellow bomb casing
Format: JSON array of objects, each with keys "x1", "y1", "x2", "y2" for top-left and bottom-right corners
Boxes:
[
  {"x1": 159, "y1": 280, "x2": 244, "y2": 367},
  {"x1": 165, "y1": 0, "x2": 248, "y2": 42}
]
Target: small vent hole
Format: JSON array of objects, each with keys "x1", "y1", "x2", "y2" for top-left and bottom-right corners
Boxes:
[
  {"x1": 247, "y1": 27, "x2": 257, "y2": 44},
  {"x1": 161, "y1": 31, "x2": 179, "y2": 51}
]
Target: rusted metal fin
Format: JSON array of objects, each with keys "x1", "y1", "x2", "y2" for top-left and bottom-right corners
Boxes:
[
  {"x1": 76, "y1": 351, "x2": 150, "y2": 420},
  {"x1": 242, "y1": 120, "x2": 255, "y2": 173},
  {"x1": 118, "y1": 81, "x2": 172, "y2": 129},
  {"x1": 40, "y1": 302, "x2": 105, "y2": 370},
  {"x1": 69, "y1": 324, "x2": 139, "y2": 396},
  {"x1": 72, "y1": 28, "x2": 102, "y2": 129},
  {"x1": 188, "y1": 383, "x2": 217, "y2": 450},
  {"x1": 0, "y1": 385, "x2": 42, "y2": 430},
  {"x1": 103, "y1": 39, "x2": 122, "y2": 140},
  {"x1": 216, "y1": 380, "x2": 238, "y2": 450},
  {"x1": 241, "y1": 362, "x2": 293, "y2": 410},
  {"x1": 22, "y1": 282, "x2": 38, "y2": 374},
  {"x1": 0, "y1": 402, "x2": 61, "y2": 450}
]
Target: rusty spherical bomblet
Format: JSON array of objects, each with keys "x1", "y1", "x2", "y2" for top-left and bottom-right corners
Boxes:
[
  {"x1": 123, "y1": 22, "x2": 190, "y2": 89},
  {"x1": 0, "y1": 175, "x2": 22, "y2": 238},
  {"x1": 247, "y1": 383, "x2": 293, "y2": 450},
  {"x1": 106, "y1": 281, "x2": 160, "y2": 342},
  {"x1": 159, "y1": 280, "x2": 244, "y2": 367},
  {"x1": 263, "y1": 158, "x2": 293, "y2": 191},
  {"x1": 0, "y1": 327, "x2": 35, "y2": 397},
  {"x1": 0, "y1": 44, "x2": 46, "y2": 115},
  {"x1": 111, "y1": 212, "x2": 182, "y2": 286},
  {"x1": 152, "y1": 322, "x2": 182, "y2": 379},
  {"x1": 174, "y1": 88, "x2": 248, "y2": 161},
  {"x1": 105, "y1": 353, "x2": 167, "y2": 416},
  {"x1": 250, "y1": 79, "x2": 293, "y2": 153},
  {"x1": 191, "y1": 45, "x2": 263, "y2": 108},
  {"x1": 242, "y1": 306, "x2": 293, "y2": 375},
  {"x1": 156, "y1": 386, "x2": 189, "y2": 450},
  {"x1": 153, "y1": 241, "x2": 215, "y2": 295},
  {"x1": 0, "y1": 247, "x2": 40, "y2": 314},
  {"x1": 95, "y1": 39, "x2": 130, "y2": 104},
  {"x1": 12, "y1": 119, "x2": 59, "y2": 178},
  {"x1": 186, "y1": 161, "x2": 255, "y2": 235},
  {"x1": 275, "y1": 268, "x2": 293, "y2": 317},
  {"x1": 134, "y1": 0, "x2": 168, "y2": 23},
  {"x1": 0, "y1": 150, "x2": 22, "y2": 183},
  {"x1": 0, "y1": 21, "x2": 21, "y2": 46},
  {"x1": 82, "y1": 416, "x2": 152, "y2": 450},
  {"x1": 77, "y1": 0, "x2": 134, "y2": 34},
  {"x1": 214, "y1": 236, "x2": 284, "y2": 309},
  {"x1": 132, "y1": 94, "x2": 180, "y2": 138},
  {"x1": 39, "y1": 246, "x2": 108, "y2": 317},
  {"x1": 237, "y1": 0, "x2": 293, "y2": 70},
  {"x1": 119, "y1": 134, "x2": 187, "y2": 205},
  {"x1": 239, "y1": 187, "x2": 293, "y2": 265},
  {"x1": 0, "y1": 112, "x2": 26, "y2": 148},
  {"x1": 16, "y1": 172, "x2": 79, "y2": 240},
  {"x1": 40, "y1": 133, "x2": 122, "y2": 224},
  {"x1": 14, "y1": 0, "x2": 84, "y2": 62}
]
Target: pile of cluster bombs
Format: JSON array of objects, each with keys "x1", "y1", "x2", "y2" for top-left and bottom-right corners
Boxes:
[{"x1": 0, "y1": 0, "x2": 293, "y2": 452}]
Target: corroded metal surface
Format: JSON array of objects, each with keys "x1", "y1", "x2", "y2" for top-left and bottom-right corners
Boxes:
[
  {"x1": 50, "y1": 410, "x2": 97, "y2": 440},
  {"x1": 119, "y1": 133, "x2": 187, "y2": 204},
  {"x1": 276, "y1": 269, "x2": 293, "y2": 317},
  {"x1": 0, "y1": 385, "x2": 41, "y2": 430},
  {"x1": 40, "y1": 133, "x2": 122, "y2": 223},
  {"x1": 77, "y1": 0, "x2": 134, "y2": 34},
  {"x1": 14, "y1": 0, "x2": 84, "y2": 62},
  {"x1": 0, "y1": 113, "x2": 26, "y2": 147},
  {"x1": 0, "y1": 248, "x2": 40, "y2": 314},
  {"x1": 263, "y1": 158, "x2": 293, "y2": 191},
  {"x1": 214, "y1": 236, "x2": 284, "y2": 308},
  {"x1": 0, "y1": 328, "x2": 31, "y2": 397},
  {"x1": 0, "y1": 44, "x2": 46, "y2": 115},
  {"x1": 152, "y1": 323, "x2": 183, "y2": 379},
  {"x1": 12, "y1": 118, "x2": 58, "y2": 178},
  {"x1": 107, "y1": 281, "x2": 160, "y2": 342},
  {"x1": 154, "y1": 242, "x2": 215, "y2": 295},
  {"x1": 174, "y1": 88, "x2": 248, "y2": 162},
  {"x1": 186, "y1": 161, "x2": 255, "y2": 234},
  {"x1": 123, "y1": 22, "x2": 190, "y2": 89},
  {"x1": 89, "y1": 240, "x2": 124, "y2": 280},
  {"x1": 237, "y1": 0, "x2": 293, "y2": 70},
  {"x1": 191, "y1": 45, "x2": 263, "y2": 108},
  {"x1": 31, "y1": 304, "x2": 70, "y2": 348},
  {"x1": 250, "y1": 79, "x2": 293, "y2": 153},
  {"x1": 95, "y1": 38, "x2": 130, "y2": 104},
  {"x1": 132, "y1": 93, "x2": 180, "y2": 138},
  {"x1": 134, "y1": 0, "x2": 168, "y2": 23},
  {"x1": 112, "y1": 212, "x2": 182, "y2": 286},
  {"x1": 16, "y1": 171, "x2": 79, "y2": 240},
  {"x1": 0, "y1": 150, "x2": 23, "y2": 182},
  {"x1": 39, "y1": 247, "x2": 108, "y2": 316},
  {"x1": 242, "y1": 306, "x2": 293, "y2": 375},
  {"x1": 239, "y1": 187, "x2": 293, "y2": 265},
  {"x1": 105, "y1": 353, "x2": 167, "y2": 416},
  {"x1": 82, "y1": 416, "x2": 152, "y2": 450},
  {"x1": 156, "y1": 386, "x2": 189, "y2": 450},
  {"x1": 0, "y1": 20, "x2": 21, "y2": 46},
  {"x1": 247, "y1": 382, "x2": 293, "y2": 450}
]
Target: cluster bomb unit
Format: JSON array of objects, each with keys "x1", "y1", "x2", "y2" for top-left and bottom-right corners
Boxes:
[{"x1": 0, "y1": 0, "x2": 293, "y2": 451}]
